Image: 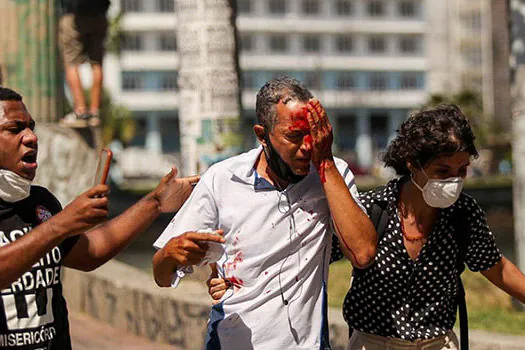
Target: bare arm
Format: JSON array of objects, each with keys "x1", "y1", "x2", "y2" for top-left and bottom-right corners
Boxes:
[
  {"x1": 153, "y1": 231, "x2": 224, "y2": 287},
  {"x1": 481, "y1": 256, "x2": 525, "y2": 304},
  {"x1": 0, "y1": 185, "x2": 109, "y2": 289},
  {"x1": 306, "y1": 99, "x2": 377, "y2": 268},
  {"x1": 63, "y1": 168, "x2": 199, "y2": 271},
  {"x1": 322, "y1": 162, "x2": 377, "y2": 267}
]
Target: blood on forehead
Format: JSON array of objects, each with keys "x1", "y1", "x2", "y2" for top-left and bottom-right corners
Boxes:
[{"x1": 288, "y1": 106, "x2": 309, "y2": 132}]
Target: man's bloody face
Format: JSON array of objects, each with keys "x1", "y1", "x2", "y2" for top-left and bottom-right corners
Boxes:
[
  {"x1": 0, "y1": 101, "x2": 38, "y2": 180},
  {"x1": 267, "y1": 100, "x2": 313, "y2": 176}
]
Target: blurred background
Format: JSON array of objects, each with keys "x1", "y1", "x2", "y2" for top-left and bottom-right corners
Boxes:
[{"x1": 1, "y1": 0, "x2": 525, "y2": 347}]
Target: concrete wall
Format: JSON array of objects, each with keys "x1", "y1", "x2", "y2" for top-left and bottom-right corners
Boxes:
[
  {"x1": 33, "y1": 123, "x2": 99, "y2": 206},
  {"x1": 62, "y1": 260, "x2": 351, "y2": 349},
  {"x1": 62, "y1": 260, "x2": 525, "y2": 350}
]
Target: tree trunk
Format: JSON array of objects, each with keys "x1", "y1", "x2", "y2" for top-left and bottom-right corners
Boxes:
[{"x1": 175, "y1": 0, "x2": 242, "y2": 176}]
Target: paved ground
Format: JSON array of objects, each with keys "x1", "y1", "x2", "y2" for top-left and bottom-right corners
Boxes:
[{"x1": 70, "y1": 312, "x2": 181, "y2": 350}]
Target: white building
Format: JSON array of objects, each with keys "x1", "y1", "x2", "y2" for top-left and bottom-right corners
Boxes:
[{"x1": 104, "y1": 0, "x2": 504, "y2": 171}]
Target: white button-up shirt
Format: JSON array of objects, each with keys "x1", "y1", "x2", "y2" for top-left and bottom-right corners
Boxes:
[{"x1": 154, "y1": 147, "x2": 364, "y2": 350}]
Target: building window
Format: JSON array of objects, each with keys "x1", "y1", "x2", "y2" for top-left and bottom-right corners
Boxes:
[
  {"x1": 121, "y1": 0, "x2": 142, "y2": 12},
  {"x1": 400, "y1": 73, "x2": 419, "y2": 89},
  {"x1": 237, "y1": 0, "x2": 253, "y2": 14},
  {"x1": 159, "y1": 33, "x2": 177, "y2": 51},
  {"x1": 337, "y1": 116, "x2": 357, "y2": 150},
  {"x1": 157, "y1": 0, "x2": 174, "y2": 12},
  {"x1": 302, "y1": 0, "x2": 320, "y2": 15},
  {"x1": 337, "y1": 72, "x2": 356, "y2": 90},
  {"x1": 271, "y1": 71, "x2": 288, "y2": 79},
  {"x1": 160, "y1": 117, "x2": 180, "y2": 153},
  {"x1": 464, "y1": 12, "x2": 482, "y2": 31},
  {"x1": 369, "y1": 72, "x2": 388, "y2": 90},
  {"x1": 335, "y1": 35, "x2": 354, "y2": 53},
  {"x1": 128, "y1": 117, "x2": 147, "y2": 147},
  {"x1": 368, "y1": 36, "x2": 386, "y2": 53},
  {"x1": 335, "y1": 0, "x2": 353, "y2": 15},
  {"x1": 242, "y1": 71, "x2": 257, "y2": 89},
  {"x1": 464, "y1": 48, "x2": 482, "y2": 65},
  {"x1": 303, "y1": 35, "x2": 321, "y2": 52},
  {"x1": 122, "y1": 72, "x2": 144, "y2": 90},
  {"x1": 121, "y1": 33, "x2": 143, "y2": 51},
  {"x1": 269, "y1": 35, "x2": 288, "y2": 52},
  {"x1": 160, "y1": 72, "x2": 178, "y2": 90},
  {"x1": 240, "y1": 34, "x2": 254, "y2": 52},
  {"x1": 371, "y1": 114, "x2": 389, "y2": 149},
  {"x1": 398, "y1": 1, "x2": 416, "y2": 17},
  {"x1": 367, "y1": 0, "x2": 385, "y2": 16},
  {"x1": 304, "y1": 71, "x2": 322, "y2": 90},
  {"x1": 399, "y1": 36, "x2": 418, "y2": 54},
  {"x1": 268, "y1": 0, "x2": 286, "y2": 15}
]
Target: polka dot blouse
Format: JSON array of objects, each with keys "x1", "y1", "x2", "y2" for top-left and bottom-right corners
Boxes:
[{"x1": 331, "y1": 177, "x2": 502, "y2": 341}]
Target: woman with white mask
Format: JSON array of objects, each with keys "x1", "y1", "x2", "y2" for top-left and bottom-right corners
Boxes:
[{"x1": 334, "y1": 104, "x2": 525, "y2": 349}]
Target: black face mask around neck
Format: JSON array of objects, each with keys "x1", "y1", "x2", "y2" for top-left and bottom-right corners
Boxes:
[{"x1": 262, "y1": 131, "x2": 306, "y2": 185}]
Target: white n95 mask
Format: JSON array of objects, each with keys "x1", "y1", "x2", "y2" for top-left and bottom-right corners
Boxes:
[
  {"x1": 0, "y1": 169, "x2": 32, "y2": 203},
  {"x1": 411, "y1": 171, "x2": 463, "y2": 209}
]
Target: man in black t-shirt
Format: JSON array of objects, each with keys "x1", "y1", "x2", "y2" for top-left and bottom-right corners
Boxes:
[{"x1": 0, "y1": 87, "x2": 224, "y2": 349}]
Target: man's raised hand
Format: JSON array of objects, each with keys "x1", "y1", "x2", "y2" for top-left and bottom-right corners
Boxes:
[{"x1": 153, "y1": 167, "x2": 200, "y2": 213}]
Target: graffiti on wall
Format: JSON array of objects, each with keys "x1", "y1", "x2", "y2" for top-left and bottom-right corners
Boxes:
[{"x1": 77, "y1": 274, "x2": 210, "y2": 349}]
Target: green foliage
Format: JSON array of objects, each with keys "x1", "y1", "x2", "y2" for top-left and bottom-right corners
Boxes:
[
  {"x1": 105, "y1": 11, "x2": 125, "y2": 56},
  {"x1": 219, "y1": 117, "x2": 244, "y2": 149}
]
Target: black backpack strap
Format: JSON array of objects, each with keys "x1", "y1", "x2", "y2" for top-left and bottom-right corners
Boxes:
[
  {"x1": 452, "y1": 206, "x2": 470, "y2": 350},
  {"x1": 457, "y1": 279, "x2": 468, "y2": 350},
  {"x1": 353, "y1": 186, "x2": 388, "y2": 278}
]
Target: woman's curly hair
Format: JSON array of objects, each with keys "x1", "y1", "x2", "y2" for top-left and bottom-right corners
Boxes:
[{"x1": 383, "y1": 104, "x2": 479, "y2": 176}]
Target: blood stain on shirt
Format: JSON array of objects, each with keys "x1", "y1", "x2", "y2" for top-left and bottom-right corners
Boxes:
[{"x1": 227, "y1": 276, "x2": 244, "y2": 288}]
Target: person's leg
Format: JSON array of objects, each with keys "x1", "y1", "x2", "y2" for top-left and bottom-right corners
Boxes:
[
  {"x1": 59, "y1": 14, "x2": 88, "y2": 117},
  {"x1": 90, "y1": 63, "x2": 103, "y2": 115},
  {"x1": 65, "y1": 65, "x2": 87, "y2": 115},
  {"x1": 86, "y1": 13, "x2": 108, "y2": 126}
]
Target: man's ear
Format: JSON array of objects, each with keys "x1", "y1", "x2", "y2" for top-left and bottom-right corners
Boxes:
[{"x1": 254, "y1": 124, "x2": 267, "y2": 147}]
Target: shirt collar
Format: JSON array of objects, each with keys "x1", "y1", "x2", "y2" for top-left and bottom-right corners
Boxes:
[
  {"x1": 226, "y1": 146, "x2": 264, "y2": 185},
  {"x1": 226, "y1": 146, "x2": 316, "y2": 190}
]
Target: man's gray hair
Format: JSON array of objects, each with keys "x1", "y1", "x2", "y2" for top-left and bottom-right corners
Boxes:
[{"x1": 255, "y1": 75, "x2": 313, "y2": 131}]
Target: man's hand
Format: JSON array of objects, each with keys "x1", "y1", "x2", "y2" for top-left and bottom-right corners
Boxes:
[
  {"x1": 51, "y1": 184, "x2": 109, "y2": 237},
  {"x1": 206, "y1": 275, "x2": 230, "y2": 305},
  {"x1": 161, "y1": 230, "x2": 225, "y2": 266},
  {"x1": 306, "y1": 99, "x2": 334, "y2": 183},
  {"x1": 153, "y1": 230, "x2": 225, "y2": 287},
  {"x1": 153, "y1": 167, "x2": 200, "y2": 213}
]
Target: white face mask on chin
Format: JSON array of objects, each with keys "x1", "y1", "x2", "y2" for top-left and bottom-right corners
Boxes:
[
  {"x1": 0, "y1": 169, "x2": 32, "y2": 203},
  {"x1": 411, "y1": 170, "x2": 463, "y2": 209}
]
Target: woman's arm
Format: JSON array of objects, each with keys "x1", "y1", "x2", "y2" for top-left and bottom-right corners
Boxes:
[{"x1": 481, "y1": 256, "x2": 525, "y2": 303}]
